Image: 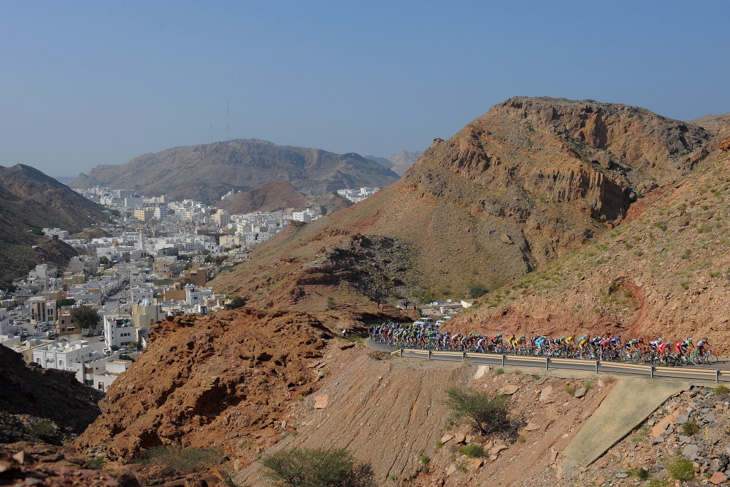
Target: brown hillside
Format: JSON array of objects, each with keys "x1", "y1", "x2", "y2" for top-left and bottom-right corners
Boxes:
[
  {"x1": 0, "y1": 345, "x2": 104, "y2": 443},
  {"x1": 213, "y1": 97, "x2": 717, "y2": 305},
  {"x1": 0, "y1": 164, "x2": 106, "y2": 287},
  {"x1": 71, "y1": 139, "x2": 400, "y2": 202},
  {"x1": 448, "y1": 144, "x2": 730, "y2": 351},
  {"x1": 215, "y1": 181, "x2": 310, "y2": 214}
]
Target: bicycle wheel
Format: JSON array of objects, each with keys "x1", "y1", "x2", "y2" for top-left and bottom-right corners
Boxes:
[{"x1": 706, "y1": 353, "x2": 719, "y2": 365}]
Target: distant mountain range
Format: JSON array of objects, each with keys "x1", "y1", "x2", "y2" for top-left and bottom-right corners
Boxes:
[
  {"x1": 0, "y1": 164, "x2": 107, "y2": 288},
  {"x1": 365, "y1": 150, "x2": 423, "y2": 177},
  {"x1": 71, "y1": 139, "x2": 401, "y2": 203}
]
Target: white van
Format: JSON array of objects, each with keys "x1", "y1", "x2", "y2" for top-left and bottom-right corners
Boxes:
[{"x1": 413, "y1": 317, "x2": 435, "y2": 326}]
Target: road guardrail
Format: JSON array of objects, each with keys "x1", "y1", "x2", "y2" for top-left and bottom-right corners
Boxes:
[{"x1": 397, "y1": 348, "x2": 728, "y2": 383}]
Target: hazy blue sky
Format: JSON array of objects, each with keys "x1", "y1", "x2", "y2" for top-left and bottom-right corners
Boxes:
[{"x1": 1, "y1": 1, "x2": 729, "y2": 178}]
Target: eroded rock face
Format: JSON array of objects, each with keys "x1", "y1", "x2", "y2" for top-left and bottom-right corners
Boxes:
[{"x1": 75, "y1": 309, "x2": 333, "y2": 462}]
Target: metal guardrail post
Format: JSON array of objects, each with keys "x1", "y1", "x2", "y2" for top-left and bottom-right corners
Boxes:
[
  {"x1": 400, "y1": 348, "x2": 403, "y2": 358},
  {"x1": 502, "y1": 354, "x2": 506, "y2": 367},
  {"x1": 546, "y1": 357, "x2": 550, "y2": 371},
  {"x1": 428, "y1": 350, "x2": 432, "y2": 360},
  {"x1": 462, "y1": 351, "x2": 466, "y2": 362},
  {"x1": 595, "y1": 360, "x2": 599, "y2": 374},
  {"x1": 716, "y1": 370, "x2": 720, "y2": 383},
  {"x1": 650, "y1": 364, "x2": 654, "y2": 379}
]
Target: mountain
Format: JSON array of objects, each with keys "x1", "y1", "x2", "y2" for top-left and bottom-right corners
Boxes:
[
  {"x1": 366, "y1": 150, "x2": 423, "y2": 176},
  {"x1": 71, "y1": 139, "x2": 401, "y2": 203},
  {"x1": 0, "y1": 164, "x2": 107, "y2": 288},
  {"x1": 212, "y1": 97, "x2": 716, "y2": 310},
  {"x1": 215, "y1": 181, "x2": 311, "y2": 214},
  {"x1": 387, "y1": 149, "x2": 422, "y2": 176},
  {"x1": 450, "y1": 128, "x2": 730, "y2": 350}
]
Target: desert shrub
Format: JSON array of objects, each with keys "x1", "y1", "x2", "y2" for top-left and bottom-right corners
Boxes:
[
  {"x1": 419, "y1": 454, "x2": 430, "y2": 465},
  {"x1": 468, "y1": 284, "x2": 488, "y2": 299},
  {"x1": 714, "y1": 385, "x2": 729, "y2": 395},
  {"x1": 563, "y1": 385, "x2": 575, "y2": 394},
  {"x1": 225, "y1": 296, "x2": 247, "y2": 310},
  {"x1": 86, "y1": 456, "x2": 106, "y2": 469},
  {"x1": 261, "y1": 447, "x2": 374, "y2": 487},
  {"x1": 444, "y1": 387, "x2": 509, "y2": 435},
  {"x1": 629, "y1": 468, "x2": 650, "y2": 480},
  {"x1": 326, "y1": 297, "x2": 336, "y2": 309},
  {"x1": 141, "y1": 445, "x2": 222, "y2": 473},
  {"x1": 667, "y1": 455, "x2": 694, "y2": 480},
  {"x1": 26, "y1": 418, "x2": 59, "y2": 443},
  {"x1": 456, "y1": 444, "x2": 485, "y2": 458},
  {"x1": 435, "y1": 440, "x2": 443, "y2": 448},
  {"x1": 682, "y1": 421, "x2": 700, "y2": 436}
]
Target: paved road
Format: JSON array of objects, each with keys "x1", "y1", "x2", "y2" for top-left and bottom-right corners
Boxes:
[{"x1": 365, "y1": 339, "x2": 730, "y2": 384}]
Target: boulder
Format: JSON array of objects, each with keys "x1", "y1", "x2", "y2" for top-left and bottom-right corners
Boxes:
[
  {"x1": 539, "y1": 386, "x2": 553, "y2": 403},
  {"x1": 313, "y1": 394, "x2": 329, "y2": 409},
  {"x1": 682, "y1": 444, "x2": 700, "y2": 461},
  {"x1": 710, "y1": 471, "x2": 727, "y2": 485},
  {"x1": 454, "y1": 432, "x2": 466, "y2": 444},
  {"x1": 498, "y1": 384, "x2": 520, "y2": 395},
  {"x1": 573, "y1": 387, "x2": 587, "y2": 399},
  {"x1": 440, "y1": 434, "x2": 454, "y2": 444}
]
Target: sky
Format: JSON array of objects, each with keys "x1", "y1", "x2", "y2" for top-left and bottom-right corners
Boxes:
[{"x1": 1, "y1": 1, "x2": 729, "y2": 179}]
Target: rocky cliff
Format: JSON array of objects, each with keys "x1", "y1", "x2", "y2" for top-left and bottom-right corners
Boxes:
[{"x1": 72, "y1": 139, "x2": 400, "y2": 202}]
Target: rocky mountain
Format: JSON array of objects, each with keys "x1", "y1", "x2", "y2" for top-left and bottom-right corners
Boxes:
[
  {"x1": 387, "y1": 149, "x2": 422, "y2": 176},
  {"x1": 214, "y1": 181, "x2": 311, "y2": 214},
  {"x1": 71, "y1": 139, "x2": 400, "y2": 203},
  {"x1": 449, "y1": 132, "x2": 730, "y2": 351},
  {"x1": 0, "y1": 164, "x2": 107, "y2": 288},
  {"x1": 213, "y1": 97, "x2": 718, "y2": 309},
  {"x1": 366, "y1": 150, "x2": 423, "y2": 176}
]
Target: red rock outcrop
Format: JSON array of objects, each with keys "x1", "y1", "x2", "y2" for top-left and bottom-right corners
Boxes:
[{"x1": 75, "y1": 308, "x2": 333, "y2": 463}]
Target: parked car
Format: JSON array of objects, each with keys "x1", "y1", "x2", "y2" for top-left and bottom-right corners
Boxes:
[
  {"x1": 99, "y1": 335, "x2": 105, "y2": 341},
  {"x1": 102, "y1": 348, "x2": 111, "y2": 356}
]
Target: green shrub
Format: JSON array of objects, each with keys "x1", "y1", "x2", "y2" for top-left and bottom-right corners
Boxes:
[
  {"x1": 261, "y1": 447, "x2": 374, "y2": 487},
  {"x1": 714, "y1": 385, "x2": 729, "y2": 395},
  {"x1": 468, "y1": 284, "x2": 488, "y2": 299},
  {"x1": 419, "y1": 454, "x2": 430, "y2": 465},
  {"x1": 456, "y1": 444, "x2": 485, "y2": 458},
  {"x1": 27, "y1": 418, "x2": 56, "y2": 441},
  {"x1": 86, "y1": 456, "x2": 105, "y2": 469},
  {"x1": 682, "y1": 421, "x2": 700, "y2": 436},
  {"x1": 141, "y1": 445, "x2": 223, "y2": 474},
  {"x1": 563, "y1": 385, "x2": 575, "y2": 395},
  {"x1": 225, "y1": 296, "x2": 247, "y2": 310},
  {"x1": 444, "y1": 387, "x2": 509, "y2": 435},
  {"x1": 496, "y1": 368, "x2": 504, "y2": 375},
  {"x1": 629, "y1": 467, "x2": 650, "y2": 480},
  {"x1": 668, "y1": 455, "x2": 694, "y2": 480}
]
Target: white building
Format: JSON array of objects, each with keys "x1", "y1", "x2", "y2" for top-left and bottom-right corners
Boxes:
[
  {"x1": 32, "y1": 340, "x2": 93, "y2": 371},
  {"x1": 128, "y1": 286, "x2": 153, "y2": 304},
  {"x1": 103, "y1": 316, "x2": 136, "y2": 349},
  {"x1": 185, "y1": 285, "x2": 213, "y2": 307},
  {"x1": 93, "y1": 359, "x2": 133, "y2": 392}
]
